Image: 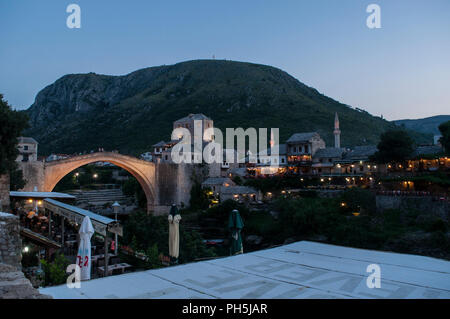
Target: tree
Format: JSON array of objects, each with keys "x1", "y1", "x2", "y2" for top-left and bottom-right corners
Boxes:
[
  {"x1": 438, "y1": 121, "x2": 450, "y2": 154},
  {"x1": 371, "y1": 130, "x2": 414, "y2": 163},
  {"x1": 0, "y1": 94, "x2": 29, "y2": 187}
]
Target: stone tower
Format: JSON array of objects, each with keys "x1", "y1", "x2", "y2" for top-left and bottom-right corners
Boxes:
[{"x1": 334, "y1": 112, "x2": 341, "y2": 148}]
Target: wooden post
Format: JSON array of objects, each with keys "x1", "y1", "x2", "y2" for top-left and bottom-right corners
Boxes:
[
  {"x1": 104, "y1": 235, "x2": 109, "y2": 277},
  {"x1": 61, "y1": 217, "x2": 65, "y2": 246},
  {"x1": 48, "y1": 210, "x2": 52, "y2": 238}
]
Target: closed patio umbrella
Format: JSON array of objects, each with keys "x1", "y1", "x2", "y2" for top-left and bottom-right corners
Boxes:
[
  {"x1": 77, "y1": 216, "x2": 94, "y2": 281},
  {"x1": 168, "y1": 204, "x2": 181, "y2": 265},
  {"x1": 228, "y1": 209, "x2": 244, "y2": 255}
]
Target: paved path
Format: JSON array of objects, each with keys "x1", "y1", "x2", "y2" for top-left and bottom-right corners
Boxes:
[{"x1": 40, "y1": 241, "x2": 450, "y2": 299}]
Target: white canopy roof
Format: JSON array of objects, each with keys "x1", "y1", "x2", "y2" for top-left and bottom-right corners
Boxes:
[{"x1": 40, "y1": 241, "x2": 450, "y2": 299}]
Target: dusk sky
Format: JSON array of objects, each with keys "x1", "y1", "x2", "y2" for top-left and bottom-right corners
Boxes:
[{"x1": 1, "y1": 0, "x2": 449, "y2": 120}]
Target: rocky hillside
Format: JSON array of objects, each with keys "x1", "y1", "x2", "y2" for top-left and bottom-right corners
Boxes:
[
  {"x1": 394, "y1": 115, "x2": 450, "y2": 135},
  {"x1": 24, "y1": 59, "x2": 420, "y2": 155}
]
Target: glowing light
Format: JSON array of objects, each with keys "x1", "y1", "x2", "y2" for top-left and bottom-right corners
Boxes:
[
  {"x1": 320, "y1": 178, "x2": 324, "y2": 182},
  {"x1": 340, "y1": 202, "x2": 346, "y2": 207},
  {"x1": 23, "y1": 246, "x2": 29, "y2": 253},
  {"x1": 93, "y1": 173, "x2": 98, "y2": 178},
  {"x1": 37, "y1": 200, "x2": 42, "y2": 205},
  {"x1": 28, "y1": 199, "x2": 33, "y2": 203}
]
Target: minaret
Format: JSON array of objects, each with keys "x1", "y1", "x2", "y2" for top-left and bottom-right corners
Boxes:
[{"x1": 334, "y1": 112, "x2": 341, "y2": 148}]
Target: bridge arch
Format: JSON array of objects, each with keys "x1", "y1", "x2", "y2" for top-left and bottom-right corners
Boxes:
[{"x1": 43, "y1": 152, "x2": 157, "y2": 212}]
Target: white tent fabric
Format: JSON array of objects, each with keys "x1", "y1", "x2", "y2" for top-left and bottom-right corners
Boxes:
[
  {"x1": 41, "y1": 241, "x2": 450, "y2": 299},
  {"x1": 77, "y1": 216, "x2": 95, "y2": 281},
  {"x1": 168, "y1": 214, "x2": 181, "y2": 259}
]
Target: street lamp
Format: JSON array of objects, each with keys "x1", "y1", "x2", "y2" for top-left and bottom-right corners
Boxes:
[{"x1": 112, "y1": 201, "x2": 120, "y2": 256}]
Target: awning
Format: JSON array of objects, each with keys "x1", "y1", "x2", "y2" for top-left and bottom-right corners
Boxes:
[
  {"x1": 20, "y1": 228, "x2": 62, "y2": 249},
  {"x1": 10, "y1": 191, "x2": 76, "y2": 200},
  {"x1": 43, "y1": 199, "x2": 122, "y2": 236}
]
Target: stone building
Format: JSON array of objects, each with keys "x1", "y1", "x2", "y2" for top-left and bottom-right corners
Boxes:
[
  {"x1": 312, "y1": 147, "x2": 346, "y2": 175},
  {"x1": 16, "y1": 137, "x2": 38, "y2": 163},
  {"x1": 172, "y1": 113, "x2": 214, "y2": 143},
  {"x1": 285, "y1": 132, "x2": 326, "y2": 174}
]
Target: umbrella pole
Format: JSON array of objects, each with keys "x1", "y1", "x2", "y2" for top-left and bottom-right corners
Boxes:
[{"x1": 104, "y1": 235, "x2": 109, "y2": 277}]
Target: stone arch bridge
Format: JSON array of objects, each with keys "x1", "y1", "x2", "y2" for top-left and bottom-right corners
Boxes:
[{"x1": 18, "y1": 152, "x2": 194, "y2": 214}]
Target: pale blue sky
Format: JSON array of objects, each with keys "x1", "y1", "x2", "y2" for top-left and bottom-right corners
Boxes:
[{"x1": 1, "y1": 0, "x2": 449, "y2": 120}]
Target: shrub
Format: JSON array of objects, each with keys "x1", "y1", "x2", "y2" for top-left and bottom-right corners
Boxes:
[{"x1": 41, "y1": 253, "x2": 70, "y2": 286}]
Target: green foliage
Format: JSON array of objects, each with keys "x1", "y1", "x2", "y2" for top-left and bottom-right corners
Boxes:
[
  {"x1": 339, "y1": 188, "x2": 376, "y2": 214},
  {"x1": 232, "y1": 175, "x2": 243, "y2": 185},
  {"x1": 189, "y1": 182, "x2": 210, "y2": 210},
  {"x1": 146, "y1": 243, "x2": 160, "y2": 269},
  {"x1": 244, "y1": 175, "x2": 316, "y2": 192},
  {"x1": 438, "y1": 120, "x2": 450, "y2": 154},
  {"x1": 122, "y1": 176, "x2": 147, "y2": 208},
  {"x1": 122, "y1": 210, "x2": 215, "y2": 265},
  {"x1": 9, "y1": 166, "x2": 26, "y2": 191},
  {"x1": 40, "y1": 253, "x2": 70, "y2": 286},
  {"x1": 0, "y1": 94, "x2": 29, "y2": 174},
  {"x1": 371, "y1": 129, "x2": 415, "y2": 163}
]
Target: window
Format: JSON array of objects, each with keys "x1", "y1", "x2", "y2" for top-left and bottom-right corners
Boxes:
[
  {"x1": 360, "y1": 165, "x2": 363, "y2": 172},
  {"x1": 329, "y1": 158, "x2": 332, "y2": 163},
  {"x1": 22, "y1": 154, "x2": 29, "y2": 162},
  {"x1": 305, "y1": 145, "x2": 309, "y2": 153},
  {"x1": 24, "y1": 145, "x2": 29, "y2": 150},
  {"x1": 281, "y1": 158, "x2": 285, "y2": 163}
]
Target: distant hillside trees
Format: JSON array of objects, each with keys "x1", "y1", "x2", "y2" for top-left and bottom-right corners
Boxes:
[
  {"x1": 0, "y1": 94, "x2": 28, "y2": 190},
  {"x1": 371, "y1": 130, "x2": 414, "y2": 163},
  {"x1": 438, "y1": 121, "x2": 450, "y2": 154}
]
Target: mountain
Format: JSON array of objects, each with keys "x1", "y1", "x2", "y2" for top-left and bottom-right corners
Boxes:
[
  {"x1": 23, "y1": 59, "x2": 427, "y2": 156},
  {"x1": 394, "y1": 115, "x2": 450, "y2": 135}
]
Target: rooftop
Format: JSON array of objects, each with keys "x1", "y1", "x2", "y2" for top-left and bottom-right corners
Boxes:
[
  {"x1": 286, "y1": 132, "x2": 320, "y2": 143},
  {"x1": 202, "y1": 177, "x2": 233, "y2": 186},
  {"x1": 40, "y1": 241, "x2": 450, "y2": 299},
  {"x1": 9, "y1": 191, "x2": 76, "y2": 199},
  {"x1": 412, "y1": 145, "x2": 443, "y2": 157},
  {"x1": 174, "y1": 113, "x2": 212, "y2": 122},
  {"x1": 313, "y1": 147, "x2": 345, "y2": 159},
  {"x1": 18, "y1": 136, "x2": 38, "y2": 145},
  {"x1": 343, "y1": 145, "x2": 378, "y2": 160}
]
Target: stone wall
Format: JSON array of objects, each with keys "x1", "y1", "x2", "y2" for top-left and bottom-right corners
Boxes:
[
  {"x1": 376, "y1": 195, "x2": 449, "y2": 220},
  {"x1": 0, "y1": 212, "x2": 22, "y2": 270},
  {"x1": 0, "y1": 174, "x2": 10, "y2": 212},
  {"x1": 0, "y1": 263, "x2": 51, "y2": 299},
  {"x1": 17, "y1": 160, "x2": 45, "y2": 191}
]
